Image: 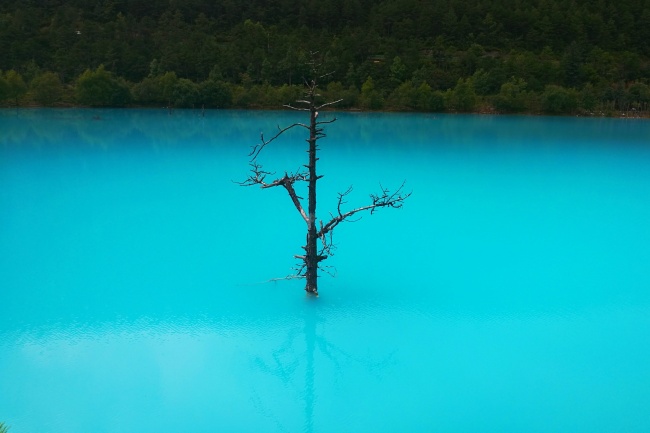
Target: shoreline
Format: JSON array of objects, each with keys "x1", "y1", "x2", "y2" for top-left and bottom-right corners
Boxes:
[{"x1": 1, "y1": 104, "x2": 648, "y2": 120}]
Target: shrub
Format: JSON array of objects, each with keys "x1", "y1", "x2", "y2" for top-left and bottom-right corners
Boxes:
[
  {"x1": 0, "y1": 73, "x2": 8, "y2": 102},
  {"x1": 360, "y1": 77, "x2": 384, "y2": 110},
  {"x1": 173, "y1": 78, "x2": 199, "y2": 107},
  {"x1": 4, "y1": 70, "x2": 27, "y2": 105},
  {"x1": 446, "y1": 78, "x2": 477, "y2": 112},
  {"x1": 541, "y1": 85, "x2": 578, "y2": 114},
  {"x1": 579, "y1": 83, "x2": 598, "y2": 111},
  {"x1": 627, "y1": 82, "x2": 650, "y2": 110},
  {"x1": 132, "y1": 76, "x2": 163, "y2": 105},
  {"x1": 76, "y1": 65, "x2": 131, "y2": 107},
  {"x1": 199, "y1": 79, "x2": 232, "y2": 108},
  {"x1": 31, "y1": 72, "x2": 63, "y2": 105},
  {"x1": 415, "y1": 83, "x2": 445, "y2": 112},
  {"x1": 493, "y1": 77, "x2": 528, "y2": 112},
  {"x1": 387, "y1": 81, "x2": 416, "y2": 110},
  {"x1": 323, "y1": 82, "x2": 359, "y2": 108}
]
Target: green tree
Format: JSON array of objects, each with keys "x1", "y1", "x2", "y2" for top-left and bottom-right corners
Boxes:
[
  {"x1": 323, "y1": 81, "x2": 346, "y2": 105},
  {"x1": 4, "y1": 69, "x2": 27, "y2": 106},
  {"x1": 0, "y1": 73, "x2": 8, "y2": 102},
  {"x1": 387, "y1": 81, "x2": 415, "y2": 110},
  {"x1": 254, "y1": 83, "x2": 280, "y2": 106},
  {"x1": 158, "y1": 71, "x2": 179, "y2": 106},
  {"x1": 627, "y1": 82, "x2": 650, "y2": 111},
  {"x1": 274, "y1": 83, "x2": 300, "y2": 105},
  {"x1": 636, "y1": 8, "x2": 650, "y2": 56},
  {"x1": 562, "y1": 42, "x2": 585, "y2": 88},
  {"x1": 473, "y1": 68, "x2": 507, "y2": 95},
  {"x1": 323, "y1": 81, "x2": 358, "y2": 108},
  {"x1": 149, "y1": 59, "x2": 163, "y2": 77},
  {"x1": 541, "y1": 85, "x2": 578, "y2": 114},
  {"x1": 31, "y1": 71, "x2": 63, "y2": 105},
  {"x1": 389, "y1": 56, "x2": 407, "y2": 86},
  {"x1": 132, "y1": 76, "x2": 163, "y2": 105},
  {"x1": 579, "y1": 83, "x2": 598, "y2": 112},
  {"x1": 199, "y1": 79, "x2": 232, "y2": 108},
  {"x1": 446, "y1": 78, "x2": 477, "y2": 112},
  {"x1": 360, "y1": 76, "x2": 384, "y2": 110},
  {"x1": 260, "y1": 57, "x2": 272, "y2": 83},
  {"x1": 493, "y1": 77, "x2": 528, "y2": 112},
  {"x1": 415, "y1": 82, "x2": 445, "y2": 112},
  {"x1": 173, "y1": 78, "x2": 199, "y2": 107},
  {"x1": 442, "y1": 7, "x2": 459, "y2": 38},
  {"x1": 76, "y1": 65, "x2": 131, "y2": 106},
  {"x1": 603, "y1": 82, "x2": 628, "y2": 111},
  {"x1": 620, "y1": 51, "x2": 641, "y2": 81},
  {"x1": 479, "y1": 13, "x2": 503, "y2": 46}
]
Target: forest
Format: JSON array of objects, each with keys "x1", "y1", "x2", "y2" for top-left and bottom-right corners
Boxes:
[{"x1": 1, "y1": 0, "x2": 649, "y2": 115}]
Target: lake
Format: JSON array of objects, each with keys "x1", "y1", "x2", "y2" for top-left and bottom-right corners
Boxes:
[{"x1": 1, "y1": 109, "x2": 649, "y2": 432}]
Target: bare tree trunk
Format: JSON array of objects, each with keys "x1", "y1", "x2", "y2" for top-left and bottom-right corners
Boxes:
[{"x1": 305, "y1": 93, "x2": 319, "y2": 294}]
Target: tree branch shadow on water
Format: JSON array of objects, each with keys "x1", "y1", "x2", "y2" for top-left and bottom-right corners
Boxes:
[{"x1": 250, "y1": 300, "x2": 398, "y2": 432}]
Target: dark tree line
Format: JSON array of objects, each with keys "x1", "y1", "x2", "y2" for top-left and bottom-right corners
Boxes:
[{"x1": 1, "y1": 0, "x2": 649, "y2": 114}]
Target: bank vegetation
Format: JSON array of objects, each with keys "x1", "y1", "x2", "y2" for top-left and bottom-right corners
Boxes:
[{"x1": 1, "y1": 0, "x2": 649, "y2": 116}]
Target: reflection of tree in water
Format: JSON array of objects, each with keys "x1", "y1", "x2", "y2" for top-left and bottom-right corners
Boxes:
[
  {"x1": 0, "y1": 108, "x2": 233, "y2": 151},
  {"x1": 251, "y1": 301, "x2": 396, "y2": 432}
]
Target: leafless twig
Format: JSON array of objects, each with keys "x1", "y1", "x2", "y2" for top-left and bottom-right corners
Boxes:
[
  {"x1": 249, "y1": 123, "x2": 309, "y2": 160},
  {"x1": 318, "y1": 181, "x2": 412, "y2": 238}
]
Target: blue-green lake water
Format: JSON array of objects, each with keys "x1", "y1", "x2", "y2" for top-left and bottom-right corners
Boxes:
[{"x1": 1, "y1": 109, "x2": 650, "y2": 432}]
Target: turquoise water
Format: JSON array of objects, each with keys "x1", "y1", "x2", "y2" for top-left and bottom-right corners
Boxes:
[{"x1": 1, "y1": 109, "x2": 650, "y2": 432}]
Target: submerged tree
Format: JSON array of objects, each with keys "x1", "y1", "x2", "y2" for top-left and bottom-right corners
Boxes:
[{"x1": 240, "y1": 60, "x2": 410, "y2": 296}]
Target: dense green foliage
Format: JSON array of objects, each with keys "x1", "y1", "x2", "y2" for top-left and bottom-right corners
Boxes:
[
  {"x1": 76, "y1": 65, "x2": 132, "y2": 106},
  {"x1": 1, "y1": 0, "x2": 649, "y2": 114}
]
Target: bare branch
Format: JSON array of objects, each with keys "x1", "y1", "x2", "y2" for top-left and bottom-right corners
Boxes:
[
  {"x1": 316, "y1": 118, "x2": 337, "y2": 128},
  {"x1": 236, "y1": 161, "x2": 275, "y2": 186},
  {"x1": 238, "y1": 161, "x2": 309, "y2": 224},
  {"x1": 292, "y1": 260, "x2": 306, "y2": 277},
  {"x1": 249, "y1": 122, "x2": 309, "y2": 160},
  {"x1": 316, "y1": 99, "x2": 343, "y2": 110},
  {"x1": 318, "y1": 71, "x2": 336, "y2": 80},
  {"x1": 268, "y1": 274, "x2": 305, "y2": 283},
  {"x1": 336, "y1": 186, "x2": 353, "y2": 213},
  {"x1": 321, "y1": 265, "x2": 337, "y2": 278},
  {"x1": 284, "y1": 105, "x2": 310, "y2": 112},
  {"x1": 317, "y1": 181, "x2": 412, "y2": 238},
  {"x1": 262, "y1": 173, "x2": 309, "y2": 224},
  {"x1": 318, "y1": 224, "x2": 337, "y2": 259}
]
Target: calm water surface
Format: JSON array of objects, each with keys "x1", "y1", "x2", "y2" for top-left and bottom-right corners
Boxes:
[{"x1": 1, "y1": 109, "x2": 650, "y2": 432}]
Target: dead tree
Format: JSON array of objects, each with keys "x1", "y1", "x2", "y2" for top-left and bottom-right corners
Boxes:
[{"x1": 240, "y1": 72, "x2": 410, "y2": 296}]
